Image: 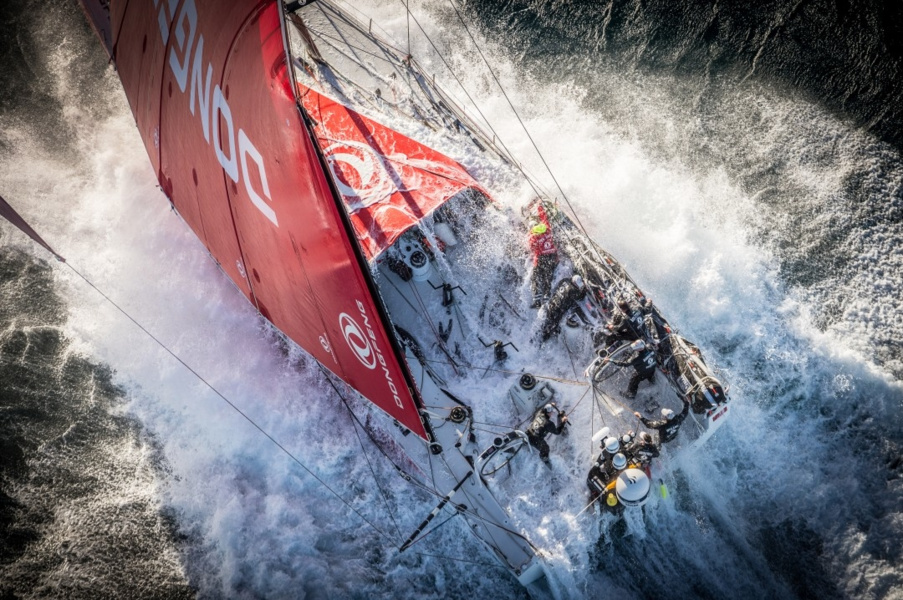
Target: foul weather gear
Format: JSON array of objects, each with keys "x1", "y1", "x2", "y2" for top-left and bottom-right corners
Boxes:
[
  {"x1": 526, "y1": 405, "x2": 568, "y2": 461},
  {"x1": 635, "y1": 399, "x2": 690, "y2": 443},
  {"x1": 538, "y1": 276, "x2": 587, "y2": 342},
  {"x1": 528, "y1": 205, "x2": 559, "y2": 307},
  {"x1": 612, "y1": 347, "x2": 658, "y2": 398}
]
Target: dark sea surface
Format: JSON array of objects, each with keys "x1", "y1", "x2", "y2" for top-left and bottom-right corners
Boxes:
[{"x1": 1, "y1": 1, "x2": 902, "y2": 598}]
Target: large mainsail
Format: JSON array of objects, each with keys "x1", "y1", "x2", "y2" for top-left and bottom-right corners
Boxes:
[{"x1": 78, "y1": 0, "x2": 429, "y2": 439}]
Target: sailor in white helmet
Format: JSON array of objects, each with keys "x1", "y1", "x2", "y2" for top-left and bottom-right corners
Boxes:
[
  {"x1": 587, "y1": 436, "x2": 622, "y2": 484},
  {"x1": 625, "y1": 431, "x2": 660, "y2": 465},
  {"x1": 634, "y1": 398, "x2": 690, "y2": 444},
  {"x1": 587, "y1": 440, "x2": 626, "y2": 497}
]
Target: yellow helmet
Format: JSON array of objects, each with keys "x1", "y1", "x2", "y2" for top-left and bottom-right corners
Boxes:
[
  {"x1": 530, "y1": 223, "x2": 548, "y2": 235},
  {"x1": 606, "y1": 493, "x2": 618, "y2": 507}
]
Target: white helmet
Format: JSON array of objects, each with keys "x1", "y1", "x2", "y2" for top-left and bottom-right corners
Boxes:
[
  {"x1": 612, "y1": 453, "x2": 627, "y2": 470},
  {"x1": 630, "y1": 339, "x2": 646, "y2": 352},
  {"x1": 604, "y1": 437, "x2": 620, "y2": 454},
  {"x1": 543, "y1": 403, "x2": 554, "y2": 413},
  {"x1": 661, "y1": 408, "x2": 675, "y2": 421},
  {"x1": 572, "y1": 275, "x2": 585, "y2": 289}
]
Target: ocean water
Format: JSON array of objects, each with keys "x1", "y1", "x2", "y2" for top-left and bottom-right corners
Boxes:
[{"x1": 1, "y1": 1, "x2": 902, "y2": 599}]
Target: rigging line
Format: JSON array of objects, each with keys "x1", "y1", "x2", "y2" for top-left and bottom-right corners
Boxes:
[
  {"x1": 436, "y1": 453, "x2": 541, "y2": 554},
  {"x1": 305, "y1": 26, "x2": 397, "y2": 65},
  {"x1": 402, "y1": 511, "x2": 461, "y2": 551},
  {"x1": 328, "y1": 410, "x2": 454, "y2": 507},
  {"x1": 470, "y1": 419, "x2": 524, "y2": 430},
  {"x1": 284, "y1": 377, "x2": 512, "y2": 571},
  {"x1": 563, "y1": 384, "x2": 592, "y2": 419},
  {"x1": 60, "y1": 261, "x2": 396, "y2": 545},
  {"x1": 321, "y1": 0, "x2": 508, "y2": 161},
  {"x1": 327, "y1": 0, "x2": 403, "y2": 50},
  {"x1": 471, "y1": 425, "x2": 513, "y2": 436},
  {"x1": 600, "y1": 383, "x2": 634, "y2": 417},
  {"x1": 321, "y1": 0, "x2": 553, "y2": 200},
  {"x1": 446, "y1": 0, "x2": 567, "y2": 198},
  {"x1": 314, "y1": 369, "x2": 443, "y2": 500},
  {"x1": 300, "y1": 40, "x2": 400, "y2": 109},
  {"x1": 305, "y1": 38, "x2": 445, "y2": 143},
  {"x1": 320, "y1": 0, "x2": 488, "y2": 148},
  {"x1": 497, "y1": 293, "x2": 526, "y2": 322},
  {"x1": 575, "y1": 494, "x2": 601, "y2": 519},
  {"x1": 298, "y1": 378, "x2": 504, "y2": 565},
  {"x1": 382, "y1": 274, "x2": 455, "y2": 371},
  {"x1": 590, "y1": 386, "x2": 609, "y2": 434},
  {"x1": 331, "y1": 0, "x2": 556, "y2": 201},
  {"x1": 417, "y1": 355, "x2": 588, "y2": 386},
  {"x1": 299, "y1": 362, "x2": 520, "y2": 568},
  {"x1": 410, "y1": 550, "x2": 505, "y2": 570},
  {"x1": 590, "y1": 384, "x2": 595, "y2": 456},
  {"x1": 394, "y1": 0, "x2": 547, "y2": 200},
  {"x1": 323, "y1": 365, "x2": 405, "y2": 544},
  {"x1": 302, "y1": 29, "x2": 430, "y2": 123},
  {"x1": 447, "y1": 0, "x2": 604, "y2": 255},
  {"x1": 561, "y1": 334, "x2": 581, "y2": 379},
  {"x1": 404, "y1": 0, "x2": 411, "y2": 57}
]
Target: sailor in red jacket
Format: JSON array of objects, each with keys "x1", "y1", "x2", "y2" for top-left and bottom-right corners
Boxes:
[{"x1": 528, "y1": 204, "x2": 559, "y2": 308}]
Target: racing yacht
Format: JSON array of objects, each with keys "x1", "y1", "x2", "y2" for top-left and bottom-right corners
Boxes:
[{"x1": 63, "y1": 0, "x2": 732, "y2": 587}]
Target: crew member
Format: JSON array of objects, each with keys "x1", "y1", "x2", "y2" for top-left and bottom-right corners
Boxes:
[
  {"x1": 634, "y1": 399, "x2": 690, "y2": 444},
  {"x1": 528, "y1": 204, "x2": 559, "y2": 308},
  {"x1": 608, "y1": 339, "x2": 658, "y2": 399},
  {"x1": 586, "y1": 437, "x2": 620, "y2": 487},
  {"x1": 587, "y1": 452, "x2": 628, "y2": 502},
  {"x1": 640, "y1": 297, "x2": 661, "y2": 347},
  {"x1": 604, "y1": 296, "x2": 663, "y2": 348},
  {"x1": 624, "y1": 431, "x2": 660, "y2": 466},
  {"x1": 526, "y1": 403, "x2": 568, "y2": 464},
  {"x1": 602, "y1": 299, "x2": 641, "y2": 345},
  {"x1": 537, "y1": 275, "x2": 587, "y2": 342}
]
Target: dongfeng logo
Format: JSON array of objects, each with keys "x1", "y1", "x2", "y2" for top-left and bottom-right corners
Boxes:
[
  {"x1": 341, "y1": 300, "x2": 404, "y2": 410},
  {"x1": 323, "y1": 141, "x2": 402, "y2": 211},
  {"x1": 339, "y1": 313, "x2": 376, "y2": 369}
]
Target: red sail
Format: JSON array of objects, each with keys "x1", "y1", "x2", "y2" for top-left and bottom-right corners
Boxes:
[
  {"x1": 0, "y1": 194, "x2": 65, "y2": 262},
  {"x1": 81, "y1": 0, "x2": 428, "y2": 439},
  {"x1": 301, "y1": 89, "x2": 485, "y2": 260}
]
